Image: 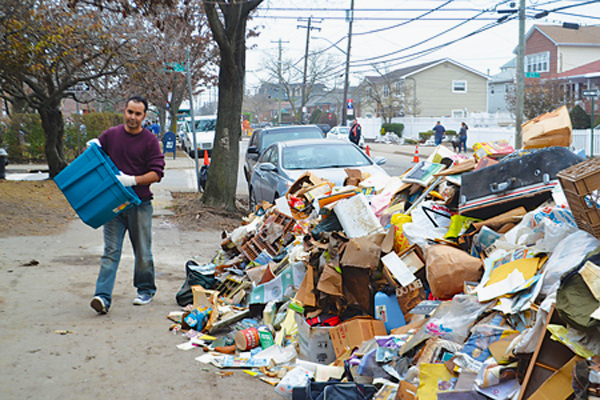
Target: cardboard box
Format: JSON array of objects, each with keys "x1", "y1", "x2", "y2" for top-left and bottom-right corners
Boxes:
[
  {"x1": 192, "y1": 285, "x2": 218, "y2": 309},
  {"x1": 329, "y1": 317, "x2": 387, "y2": 358},
  {"x1": 294, "y1": 312, "x2": 336, "y2": 365}
]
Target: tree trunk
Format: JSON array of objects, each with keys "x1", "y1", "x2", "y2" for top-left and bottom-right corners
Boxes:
[
  {"x1": 201, "y1": 49, "x2": 242, "y2": 211},
  {"x1": 200, "y1": 0, "x2": 262, "y2": 211},
  {"x1": 39, "y1": 101, "x2": 67, "y2": 178}
]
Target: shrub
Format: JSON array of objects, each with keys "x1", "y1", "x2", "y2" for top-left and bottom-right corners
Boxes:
[
  {"x1": 404, "y1": 138, "x2": 419, "y2": 145},
  {"x1": 570, "y1": 105, "x2": 590, "y2": 129},
  {"x1": 445, "y1": 130, "x2": 457, "y2": 137},
  {"x1": 419, "y1": 131, "x2": 433, "y2": 141},
  {"x1": 381, "y1": 123, "x2": 404, "y2": 136}
]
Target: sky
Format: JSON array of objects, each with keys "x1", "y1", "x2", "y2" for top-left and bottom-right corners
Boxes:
[{"x1": 242, "y1": 0, "x2": 600, "y2": 93}]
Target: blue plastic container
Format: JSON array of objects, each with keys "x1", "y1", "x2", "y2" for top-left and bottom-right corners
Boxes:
[
  {"x1": 374, "y1": 290, "x2": 406, "y2": 333},
  {"x1": 54, "y1": 143, "x2": 141, "y2": 229}
]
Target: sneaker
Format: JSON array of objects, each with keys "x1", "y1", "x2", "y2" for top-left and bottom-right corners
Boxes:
[
  {"x1": 133, "y1": 294, "x2": 153, "y2": 306},
  {"x1": 91, "y1": 296, "x2": 107, "y2": 314}
]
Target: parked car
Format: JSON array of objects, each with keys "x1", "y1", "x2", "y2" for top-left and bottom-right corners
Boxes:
[
  {"x1": 243, "y1": 125, "x2": 324, "y2": 183},
  {"x1": 249, "y1": 139, "x2": 388, "y2": 208},
  {"x1": 316, "y1": 124, "x2": 332, "y2": 136},
  {"x1": 181, "y1": 115, "x2": 217, "y2": 157},
  {"x1": 326, "y1": 125, "x2": 365, "y2": 149}
]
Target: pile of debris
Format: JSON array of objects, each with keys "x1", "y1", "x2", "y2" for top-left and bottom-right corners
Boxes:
[{"x1": 167, "y1": 107, "x2": 600, "y2": 399}]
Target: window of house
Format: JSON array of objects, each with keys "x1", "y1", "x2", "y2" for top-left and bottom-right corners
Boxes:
[
  {"x1": 453, "y1": 80, "x2": 467, "y2": 93},
  {"x1": 395, "y1": 81, "x2": 403, "y2": 96},
  {"x1": 490, "y1": 86, "x2": 495, "y2": 95},
  {"x1": 452, "y1": 109, "x2": 465, "y2": 118},
  {"x1": 525, "y1": 52, "x2": 549, "y2": 73},
  {"x1": 366, "y1": 87, "x2": 373, "y2": 97},
  {"x1": 383, "y1": 85, "x2": 389, "y2": 98},
  {"x1": 505, "y1": 83, "x2": 510, "y2": 93}
]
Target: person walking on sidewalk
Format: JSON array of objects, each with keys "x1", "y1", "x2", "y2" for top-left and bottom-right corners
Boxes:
[
  {"x1": 432, "y1": 121, "x2": 446, "y2": 146},
  {"x1": 459, "y1": 122, "x2": 468, "y2": 153},
  {"x1": 90, "y1": 95, "x2": 165, "y2": 314},
  {"x1": 349, "y1": 119, "x2": 361, "y2": 146}
]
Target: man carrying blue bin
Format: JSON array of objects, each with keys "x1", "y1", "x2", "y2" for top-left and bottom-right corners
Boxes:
[{"x1": 88, "y1": 95, "x2": 165, "y2": 314}]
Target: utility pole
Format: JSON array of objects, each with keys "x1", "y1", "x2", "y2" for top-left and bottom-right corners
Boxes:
[
  {"x1": 298, "y1": 17, "x2": 321, "y2": 124},
  {"x1": 270, "y1": 38, "x2": 288, "y2": 125},
  {"x1": 515, "y1": 0, "x2": 525, "y2": 149},
  {"x1": 342, "y1": 0, "x2": 355, "y2": 127}
]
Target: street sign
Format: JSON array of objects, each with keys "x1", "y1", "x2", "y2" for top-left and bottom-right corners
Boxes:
[
  {"x1": 583, "y1": 89, "x2": 600, "y2": 98},
  {"x1": 165, "y1": 62, "x2": 185, "y2": 72},
  {"x1": 525, "y1": 72, "x2": 540, "y2": 78},
  {"x1": 347, "y1": 99, "x2": 354, "y2": 115}
]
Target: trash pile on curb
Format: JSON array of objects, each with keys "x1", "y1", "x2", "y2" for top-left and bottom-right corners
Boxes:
[{"x1": 167, "y1": 108, "x2": 600, "y2": 399}]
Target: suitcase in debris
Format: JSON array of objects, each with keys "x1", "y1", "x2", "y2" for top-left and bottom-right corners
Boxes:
[{"x1": 459, "y1": 147, "x2": 584, "y2": 219}]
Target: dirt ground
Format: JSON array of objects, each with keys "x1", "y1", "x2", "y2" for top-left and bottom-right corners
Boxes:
[{"x1": 0, "y1": 180, "x2": 277, "y2": 399}]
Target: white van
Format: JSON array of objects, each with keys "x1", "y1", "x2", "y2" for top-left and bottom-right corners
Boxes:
[{"x1": 181, "y1": 115, "x2": 217, "y2": 157}]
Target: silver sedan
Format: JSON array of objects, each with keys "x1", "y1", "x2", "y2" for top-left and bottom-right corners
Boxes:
[{"x1": 249, "y1": 139, "x2": 388, "y2": 208}]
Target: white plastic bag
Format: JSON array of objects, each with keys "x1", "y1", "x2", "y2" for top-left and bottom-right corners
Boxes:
[
  {"x1": 502, "y1": 206, "x2": 578, "y2": 251},
  {"x1": 541, "y1": 230, "x2": 599, "y2": 296},
  {"x1": 274, "y1": 365, "x2": 313, "y2": 399}
]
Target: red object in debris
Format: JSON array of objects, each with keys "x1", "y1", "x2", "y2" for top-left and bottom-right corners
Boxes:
[{"x1": 366, "y1": 145, "x2": 371, "y2": 156}]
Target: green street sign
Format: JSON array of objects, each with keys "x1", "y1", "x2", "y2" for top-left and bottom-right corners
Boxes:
[
  {"x1": 165, "y1": 62, "x2": 185, "y2": 72},
  {"x1": 525, "y1": 72, "x2": 540, "y2": 78}
]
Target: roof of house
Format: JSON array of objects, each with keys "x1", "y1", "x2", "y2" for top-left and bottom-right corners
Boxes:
[
  {"x1": 363, "y1": 58, "x2": 488, "y2": 84},
  {"x1": 526, "y1": 24, "x2": 600, "y2": 46},
  {"x1": 555, "y1": 58, "x2": 600, "y2": 79}
]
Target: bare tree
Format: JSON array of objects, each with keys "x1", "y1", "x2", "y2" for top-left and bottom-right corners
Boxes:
[
  {"x1": 506, "y1": 79, "x2": 575, "y2": 120},
  {"x1": 122, "y1": 3, "x2": 218, "y2": 134},
  {"x1": 260, "y1": 49, "x2": 341, "y2": 123},
  {"x1": 0, "y1": 0, "x2": 132, "y2": 177},
  {"x1": 359, "y1": 64, "x2": 419, "y2": 123}
]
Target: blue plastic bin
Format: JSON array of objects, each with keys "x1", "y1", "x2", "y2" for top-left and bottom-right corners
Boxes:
[{"x1": 54, "y1": 143, "x2": 141, "y2": 229}]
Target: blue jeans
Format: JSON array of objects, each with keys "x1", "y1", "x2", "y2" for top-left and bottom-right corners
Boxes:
[
  {"x1": 459, "y1": 136, "x2": 467, "y2": 152},
  {"x1": 434, "y1": 135, "x2": 443, "y2": 146},
  {"x1": 94, "y1": 200, "x2": 156, "y2": 309}
]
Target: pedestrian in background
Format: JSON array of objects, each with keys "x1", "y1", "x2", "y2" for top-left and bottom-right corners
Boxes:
[
  {"x1": 89, "y1": 95, "x2": 165, "y2": 315},
  {"x1": 349, "y1": 119, "x2": 362, "y2": 146},
  {"x1": 459, "y1": 122, "x2": 468, "y2": 153},
  {"x1": 150, "y1": 120, "x2": 161, "y2": 140},
  {"x1": 432, "y1": 121, "x2": 446, "y2": 146}
]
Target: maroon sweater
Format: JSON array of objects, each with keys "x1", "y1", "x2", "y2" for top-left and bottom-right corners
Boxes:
[{"x1": 98, "y1": 125, "x2": 165, "y2": 200}]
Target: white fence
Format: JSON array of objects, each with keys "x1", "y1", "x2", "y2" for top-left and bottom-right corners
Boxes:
[
  {"x1": 394, "y1": 114, "x2": 514, "y2": 140},
  {"x1": 572, "y1": 128, "x2": 600, "y2": 157}
]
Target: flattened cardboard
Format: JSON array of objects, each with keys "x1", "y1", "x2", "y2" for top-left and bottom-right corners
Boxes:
[
  {"x1": 329, "y1": 317, "x2": 387, "y2": 358},
  {"x1": 316, "y1": 263, "x2": 343, "y2": 297},
  {"x1": 341, "y1": 236, "x2": 383, "y2": 269},
  {"x1": 296, "y1": 264, "x2": 316, "y2": 307},
  {"x1": 342, "y1": 266, "x2": 371, "y2": 312},
  {"x1": 395, "y1": 380, "x2": 417, "y2": 400}
]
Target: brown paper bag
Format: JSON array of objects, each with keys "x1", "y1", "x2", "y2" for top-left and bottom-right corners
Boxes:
[{"x1": 425, "y1": 245, "x2": 483, "y2": 299}]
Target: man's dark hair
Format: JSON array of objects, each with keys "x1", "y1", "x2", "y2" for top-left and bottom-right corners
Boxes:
[{"x1": 126, "y1": 95, "x2": 148, "y2": 112}]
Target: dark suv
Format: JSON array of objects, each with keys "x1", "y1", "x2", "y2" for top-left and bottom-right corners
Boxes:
[{"x1": 243, "y1": 125, "x2": 325, "y2": 183}]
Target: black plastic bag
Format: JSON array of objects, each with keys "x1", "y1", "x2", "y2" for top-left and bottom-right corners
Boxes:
[{"x1": 175, "y1": 260, "x2": 216, "y2": 307}]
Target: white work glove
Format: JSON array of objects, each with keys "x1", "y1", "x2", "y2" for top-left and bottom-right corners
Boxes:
[
  {"x1": 117, "y1": 172, "x2": 137, "y2": 187},
  {"x1": 86, "y1": 138, "x2": 101, "y2": 148}
]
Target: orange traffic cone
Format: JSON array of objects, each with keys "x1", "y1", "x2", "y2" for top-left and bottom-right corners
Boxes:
[
  {"x1": 413, "y1": 145, "x2": 420, "y2": 163},
  {"x1": 366, "y1": 145, "x2": 371, "y2": 156},
  {"x1": 203, "y1": 150, "x2": 210, "y2": 166}
]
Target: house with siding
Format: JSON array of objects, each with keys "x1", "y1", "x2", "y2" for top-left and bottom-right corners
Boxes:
[
  {"x1": 523, "y1": 25, "x2": 600, "y2": 78},
  {"x1": 357, "y1": 58, "x2": 488, "y2": 119},
  {"x1": 488, "y1": 58, "x2": 516, "y2": 114}
]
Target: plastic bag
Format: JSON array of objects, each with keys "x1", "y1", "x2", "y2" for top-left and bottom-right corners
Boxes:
[
  {"x1": 541, "y1": 230, "x2": 599, "y2": 296},
  {"x1": 390, "y1": 213, "x2": 412, "y2": 254},
  {"x1": 274, "y1": 365, "x2": 313, "y2": 399},
  {"x1": 407, "y1": 295, "x2": 491, "y2": 347},
  {"x1": 502, "y1": 206, "x2": 578, "y2": 251}
]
